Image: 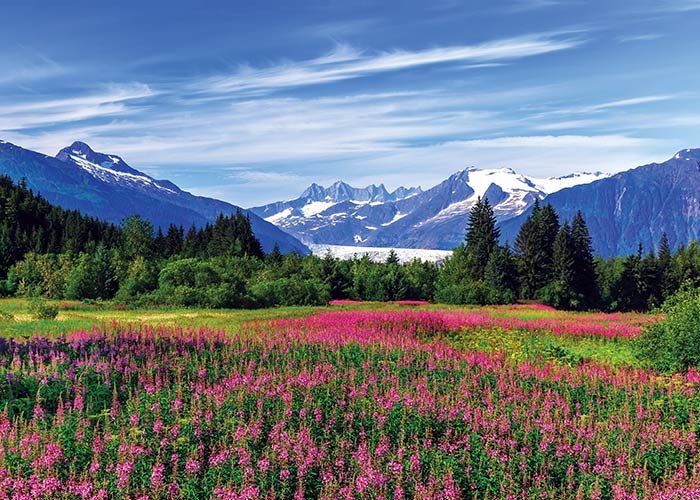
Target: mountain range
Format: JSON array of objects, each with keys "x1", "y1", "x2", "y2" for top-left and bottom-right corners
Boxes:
[
  {"x1": 251, "y1": 168, "x2": 609, "y2": 250},
  {"x1": 0, "y1": 140, "x2": 308, "y2": 254},
  {"x1": 4, "y1": 139, "x2": 700, "y2": 259}
]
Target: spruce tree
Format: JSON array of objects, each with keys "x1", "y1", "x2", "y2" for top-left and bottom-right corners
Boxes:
[
  {"x1": 539, "y1": 203, "x2": 560, "y2": 283},
  {"x1": 484, "y1": 244, "x2": 518, "y2": 304},
  {"x1": 386, "y1": 249, "x2": 400, "y2": 266},
  {"x1": 616, "y1": 243, "x2": 645, "y2": 311},
  {"x1": 465, "y1": 197, "x2": 500, "y2": 281},
  {"x1": 514, "y1": 201, "x2": 560, "y2": 299},
  {"x1": 570, "y1": 211, "x2": 599, "y2": 309},
  {"x1": 657, "y1": 232, "x2": 674, "y2": 299},
  {"x1": 549, "y1": 221, "x2": 577, "y2": 308}
]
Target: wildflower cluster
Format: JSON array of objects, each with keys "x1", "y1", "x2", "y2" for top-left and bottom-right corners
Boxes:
[{"x1": 0, "y1": 309, "x2": 693, "y2": 499}]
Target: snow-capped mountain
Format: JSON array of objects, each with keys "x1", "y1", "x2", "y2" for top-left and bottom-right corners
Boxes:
[
  {"x1": 55, "y1": 141, "x2": 182, "y2": 195},
  {"x1": 0, "y1": 140, "x2": 308, "y2": 254},
  {"x1": 251, "y1": 167, "x2": 610, "y2": 250}
]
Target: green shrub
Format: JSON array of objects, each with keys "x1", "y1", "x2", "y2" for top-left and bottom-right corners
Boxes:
[
  {"x1": 28, "y1": 298, "x2": 59, "y2": 321},
  {"x1": 636, "y1": 284, "x2": 700, "y2": 371},
  {"x1": 0, "y1": 311, "x2": 14, "y2": 321},
  {"x1": 251, "y1": 278, "x2": 331, "y2": 307}
]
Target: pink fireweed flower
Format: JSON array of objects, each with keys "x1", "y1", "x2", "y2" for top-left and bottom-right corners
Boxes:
[{"x1": 151, "y1": 464, "x2": 165, "y2": 489}]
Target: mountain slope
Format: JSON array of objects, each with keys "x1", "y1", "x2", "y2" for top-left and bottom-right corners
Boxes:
[
  {"x1": 252, "y1": 168, "x2": 609, "y2": 249},
  {"x1": 499, "y1": 148, "x2": 700, "y2": 258},
  {"x1": 0, "y1": 140, "x2": 308, "y2": 254}
]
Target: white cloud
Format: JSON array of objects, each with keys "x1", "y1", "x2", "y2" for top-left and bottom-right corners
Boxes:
[
  {"x1": 539, "y1": 94, "x2": 675, "y2": 118},
  {"x1": 616, "y1": 33, "x2": 664, "y2": 43},
  {"x1": 588, "y1": 95, "x2": 673, "y2": 111},
  {"x1": 0, "y1": 84, "x2": 155, "y2": 131},
  {"x1": 655, "y1": 0, "x2": 700, "y2": 11},
  {"x1": 505, "y1": 0, "x2": 582, "y2": 12},
  {"x1": 196, "y1": 33, "x2": 585, "y2": 95},
  {"x1": 0, "y1": 50, "x2": 68, "y2": 86},
  {"x1": 338, "y1": 134, "x2": 672, "y2": 190}
]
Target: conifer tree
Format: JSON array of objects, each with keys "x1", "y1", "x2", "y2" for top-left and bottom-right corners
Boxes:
[
  {"x1": 570, "y1": 211, "x2": 599, "y2": 309},
  {"x1": 657, "y1": 232, "x2": 675, "y2": 299},
  {"x1": 514, "y1": 201, "x2": 560, "y2": 299},
  {"x1": 386, "y1": 249, "x2": 400, "y2": 266},
  {"x1": 484, "y1": 244, "x2": 518, "y2": 304},
  {"x1": 465, "y1": 197, "x2": 499, "y2": 281},
  {"x1": 539, "y1": 203, "x2": 560, "y2": 282},
  {"x1": 549, "y1": 221, "x2": 577, "y2": 308}
]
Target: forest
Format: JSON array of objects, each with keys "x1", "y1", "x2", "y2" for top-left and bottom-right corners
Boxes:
[{"x1": 1, "y1": 174, "x2": 697, "y2": 311}]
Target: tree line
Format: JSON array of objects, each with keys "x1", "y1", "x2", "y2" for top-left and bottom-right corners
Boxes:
[
  {"x1": 438, "y1": 197, "x2": 690, "y2": 311},
  {"x1": 1, "y1": 175, "x2": 699, "y2": 310}
]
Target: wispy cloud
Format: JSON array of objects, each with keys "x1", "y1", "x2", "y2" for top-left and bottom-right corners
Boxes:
[
  {"x1": 0, "y1": 18, "x2": 688, "y2": 207},
  {"x1": 654, "y1": 0, "x2": 700, "y2": 12},
  {"x1": 505, "y1": 0, "x2": 582, "y2": 12},
  {"x1": 195, "y1": 32, "x2": 585, "y2": 95},
  {"x1": 541, "y1": 94, "x2": 675, "y2": 117},
  {"x1": 0, "y1": 84, "x2": 156, "y2": 131},
  {"x1": 0, "y1": 49, "x2": 68, "y2": 86},
  {"x1": 302, "y1": 19, "x2": 379, "y2": 39},
  {"x1": 346, "y1": 134, "x2": 669, "y2": 187},
  {"x1": 616, "y1": 33, "x2": 664, "y2": 43},
  {"x1": 588, "y1": 95, "x2": 674, "y2": 111}
]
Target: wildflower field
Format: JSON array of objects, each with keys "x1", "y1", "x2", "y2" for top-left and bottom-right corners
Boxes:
[{"x1": 0, "y1": 302, "x2": 697, "y2": 499}]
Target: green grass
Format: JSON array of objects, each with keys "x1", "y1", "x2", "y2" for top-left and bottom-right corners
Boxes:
[
  {"x1": 0, "y1": 298, "x2": 646, "y2": 368},
  {"x1": 446, "y1": 325, "x2": 640, "y2": 367},
  {"x1": 0, "y1": 298, "x2": 412, "y2": 337}
]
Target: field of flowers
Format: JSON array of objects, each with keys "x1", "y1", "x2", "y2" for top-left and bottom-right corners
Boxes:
[{"x1": 0, "y1": 306, "x2": 697, "y2": 499}]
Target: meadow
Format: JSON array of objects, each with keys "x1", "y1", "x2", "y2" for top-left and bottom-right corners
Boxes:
[{"x1": 0, "y1": 299, "x2": 696, "y2": 499}]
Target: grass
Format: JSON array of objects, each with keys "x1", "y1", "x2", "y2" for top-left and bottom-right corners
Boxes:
[
  {"x1": 0, "y1": 298, "x2": 646, "y2": 367},
  {"x1": 448, "y1": 325, "x2": 639, "y2": 367},
  {"x1": 0, "y1": 298, "x2": 417, "y2": 337}
]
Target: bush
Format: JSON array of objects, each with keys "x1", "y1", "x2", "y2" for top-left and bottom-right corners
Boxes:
[
  {"x1": 28, "y1": 298, "x2": 59, "y2": 321},
  {"x1": 251, "y1": 278, "x2": 331, "y2": 307},
  {"x1": 636, "y1": 284, "x2": 700, "y2": 372}
]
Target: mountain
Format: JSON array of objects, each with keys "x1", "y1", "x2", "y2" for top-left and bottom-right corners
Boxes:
[
  {"x1": 499, "y1": 148, "x2": 700, "y2": 258},
  {"x1": 0, "y1": 140, "x2": 308, "y2": 254},
  {"x1": 251, "y1": 168, "x2": 609, "y2": 249}
]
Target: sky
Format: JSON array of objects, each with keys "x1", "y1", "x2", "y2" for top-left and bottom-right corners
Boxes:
[{"x1": 1, "y1": 0, "x2": 700, "y2": 207}]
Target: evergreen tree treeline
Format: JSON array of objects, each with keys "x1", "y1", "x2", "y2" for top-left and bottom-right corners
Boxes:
[
  {"x1": 435, "y1": 198, "x2": 688, "y2": 311},
  {"x1": 0, "y1": 175, "x2": 697, "y2": 311}
]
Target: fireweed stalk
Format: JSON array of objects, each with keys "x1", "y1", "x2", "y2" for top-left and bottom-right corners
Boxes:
[{"x1": 0, "y1": 309, "x2": 693, "y2": 499}]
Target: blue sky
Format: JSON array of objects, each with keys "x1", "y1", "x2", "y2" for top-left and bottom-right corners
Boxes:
[{"x1": 1, "y1": 0, "x2": 700, "y2": 206}]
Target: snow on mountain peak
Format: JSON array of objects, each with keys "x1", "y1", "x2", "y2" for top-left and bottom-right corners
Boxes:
[
  {"x1": 253, "y1": 164, "x2": 615, "y2": 250},
  {"x1": 56, "y1": 142, "x2": 149, "y2": 178},
  {"x1": 673, "y1": 148, "x2": 700, "y2": 162}
]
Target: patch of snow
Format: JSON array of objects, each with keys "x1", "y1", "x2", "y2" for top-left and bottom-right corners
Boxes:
[
  {"x1": 381, "y1": 212, "x2": 408, "y2": 226},
  {"x1": 533, "y1": 172, "x2": 610, "y2": 192},
  {"x1": 365, "y1": 226, "x2": 378, "y2": 230},
  {"x1": 355, "y1": 215, "x2": 367, "y2": 220},
  {"x1": 301, "y1": 201, "x2": 337, "y2": 217},
  {"x1": 309, "y1": 244, "x2": 452, "y2": 264},
  {"x1": 265, "y1": 207, "x2": 293, "y2": 224},
  {"x1": 70, "y1": 155, "x2": 176, "y2": 194},
  {"x1": 420, "y1": 198, "x2": 477, "y2": 226},
  {"x1": 462, "y1": 168, "x2": 535, "y2": 199},
  {"x1": 615, "y1": 187, "x2": 626, "y2": 217},
  {"x1": 108, "y1": 155, "x2": 121, "y2": 164}
]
